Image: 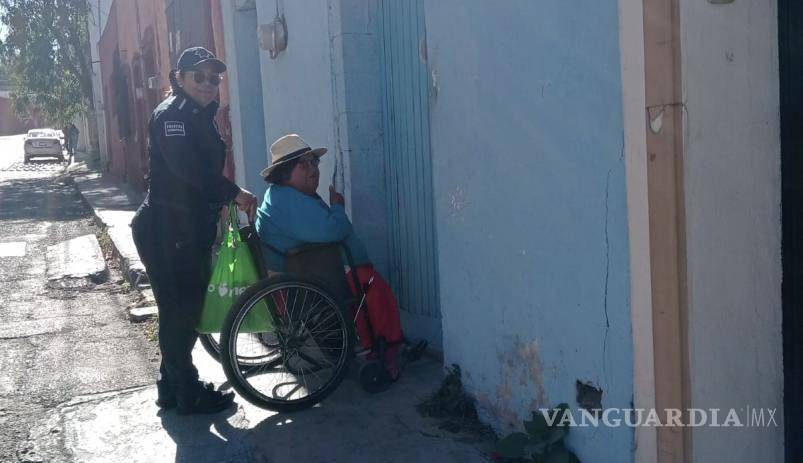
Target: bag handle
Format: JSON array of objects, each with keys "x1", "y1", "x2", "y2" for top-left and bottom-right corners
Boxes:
[
  {"x1": 227, "y1": 202, "x2": 242, "y2": 246},
  {"x1": 228, "y1": 202, "x2": 239, "y2": 228}
]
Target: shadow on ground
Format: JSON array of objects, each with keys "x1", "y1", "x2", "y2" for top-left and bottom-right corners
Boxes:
[{"x1": 0, "y1": 176, "x2": 89, "y2": 222}]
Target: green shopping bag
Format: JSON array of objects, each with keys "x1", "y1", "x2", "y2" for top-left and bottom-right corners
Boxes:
[{"x1": 197, "y1": 204, "x2": 273, "y2": 334}]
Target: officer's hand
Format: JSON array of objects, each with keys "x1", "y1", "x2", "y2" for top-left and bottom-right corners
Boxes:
[
  {"x1": 329, "y1": 185, "x2": 345, "y2": 206},
  {"x1": 235, "y1": 188, "x2": 258, "y2": 222}
]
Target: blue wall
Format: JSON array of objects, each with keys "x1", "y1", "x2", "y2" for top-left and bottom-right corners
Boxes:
[
  {"x1": 423, "y1": 1, "x2": 633, "y2": 460},
  {"x1": 230, "y1": 5, "x2": 269, "y2": 200},
  {"x1": 336, "y1": 0, "x2": 390, "y2": 278}
]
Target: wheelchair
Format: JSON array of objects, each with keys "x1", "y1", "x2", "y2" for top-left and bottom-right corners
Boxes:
[{"x1": 198, "y1": 223, "x2": 395, "y2": 412}]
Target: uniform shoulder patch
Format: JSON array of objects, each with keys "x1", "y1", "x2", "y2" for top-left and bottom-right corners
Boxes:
[{"x1": 164, "y1": 121, "x2": 185, "y2": 137}]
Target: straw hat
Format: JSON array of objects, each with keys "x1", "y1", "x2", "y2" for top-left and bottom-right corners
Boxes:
[{"x1": 259, "y1": 134, "x2": 328, "y2": 178}]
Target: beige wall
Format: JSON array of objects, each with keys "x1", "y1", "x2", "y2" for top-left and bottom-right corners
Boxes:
[
  {"x1": 642, "y1": 0, "x2": 692, "y2": 460},
  {"x1": 619, "y1": 0, "x2": 658, "y2": 457},
  {"x1": 680, "y1": 1, "x2": 784, "y2": 462}
]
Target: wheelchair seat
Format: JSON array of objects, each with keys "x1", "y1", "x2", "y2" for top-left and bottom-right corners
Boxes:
[
  {"x1": 285, "y1": 242, "x2": 351, "y2": 304},
  {"x1": 239, "y1": 224, "x2": 352, "y2": 305}
]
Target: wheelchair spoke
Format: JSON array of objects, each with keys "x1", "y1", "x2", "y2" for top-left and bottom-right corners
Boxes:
[{"x1": 289, "y1": 287, "x2": 302, "y2": 325}]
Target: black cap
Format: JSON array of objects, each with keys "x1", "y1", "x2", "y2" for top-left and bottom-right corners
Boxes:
[{"x1": 176, "y1": 46, "x2": 226, "y2": 73}]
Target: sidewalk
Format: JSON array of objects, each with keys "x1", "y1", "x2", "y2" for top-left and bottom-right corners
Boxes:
[
  {"x1": 65, "y1": 152, "x2": 493, "y2": 462},
  {"x1": 68, "y1": 151, "x2": 147, "y2": 288}
]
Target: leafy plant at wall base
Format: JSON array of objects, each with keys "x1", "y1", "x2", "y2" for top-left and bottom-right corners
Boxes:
[
  {"x1": 495, "y1": 403, "x2": 581, "y2": 463},
  {"x1": 417, "y1": 364, "x2": 495, "y2": 437}
]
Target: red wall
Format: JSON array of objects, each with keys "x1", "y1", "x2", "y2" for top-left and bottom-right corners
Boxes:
[
  {"x1": 99, "y1": 0, "x2": 236, "y2": 190},
  {"x1": 99, "y1": 0, "x2": 173, "y2": 191}
]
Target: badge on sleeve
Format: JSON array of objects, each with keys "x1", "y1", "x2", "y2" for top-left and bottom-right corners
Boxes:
[{"x1": 164, "y1": 121, "x2": 185, "y2": 137}]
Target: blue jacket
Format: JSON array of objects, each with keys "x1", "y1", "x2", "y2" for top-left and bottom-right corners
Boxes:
[{"x1": 255, "y1": 184, "x2": 370, "y2": 271}]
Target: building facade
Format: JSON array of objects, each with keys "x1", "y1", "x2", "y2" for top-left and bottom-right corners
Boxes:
[{"x1": 89, "y1": 1, "x2": 790, "y2": 461}]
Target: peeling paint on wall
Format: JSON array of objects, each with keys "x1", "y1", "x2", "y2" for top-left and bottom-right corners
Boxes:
[
  {"x1": 576, "y1": 380, "x2": 603, "y2": 417},
  {"x1": 648, "y1": 106, "x2": 664, "y2": 134},
  {"x1": 448, "y1": 186, "x2": 467, "y2": 215},
  {"x1": 477, "y1": 338, "x2": 548, "y2": 429}
]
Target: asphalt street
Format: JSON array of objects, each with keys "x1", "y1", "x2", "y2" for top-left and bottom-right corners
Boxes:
[{"x1": 0, "y1": 135, "x2": 156, "y2": 462}]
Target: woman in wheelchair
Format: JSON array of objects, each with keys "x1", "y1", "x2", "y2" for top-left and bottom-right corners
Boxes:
[{"x1": 254, "y1": 134, "x2": 427, "y2": 387}]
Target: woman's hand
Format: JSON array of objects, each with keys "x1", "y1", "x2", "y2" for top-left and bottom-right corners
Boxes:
[
  {"x1": 235, "y1": 188, "x2": 258, "y2": 221},
  {"x1": 329, "y1": 185, "x2": 345, "y2": 206}
]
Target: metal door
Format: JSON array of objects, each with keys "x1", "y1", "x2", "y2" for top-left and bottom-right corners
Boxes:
[{"x1": 379, "y1": 0, "x2": 441, "y2": 348}]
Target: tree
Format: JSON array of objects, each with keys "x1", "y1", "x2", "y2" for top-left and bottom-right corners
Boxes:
[
  {"x1": 0, "y1": 60, "x2": 10, "y2": 88},
  {"x1": 0, "y1": 0, "x2": 93, "y2": 127}
]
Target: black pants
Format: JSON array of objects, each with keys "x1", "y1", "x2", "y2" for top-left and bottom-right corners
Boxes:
[{"x1": 131, "y1": 205, "x2": 214, "y2": 398}]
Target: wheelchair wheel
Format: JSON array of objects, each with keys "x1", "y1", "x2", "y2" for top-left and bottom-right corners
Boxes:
[
  {"x1": 220, "y1": 274, "x2": 354, "y2": 412},
  {"x1": 359, "y1": 360, "x2": 391, "y2": 394},
  {"x1": 198, "y1": 333, "x2": 281, "y2": 367}
]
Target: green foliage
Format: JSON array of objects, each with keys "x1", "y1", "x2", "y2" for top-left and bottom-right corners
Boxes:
[
  {"x1": 417, "y1": 364, "x2": 496, "y2": 437},
  {"x1": 496, "y1": 403, "x2": 581, "y2": 463},
  {"x1": 0, "y1": 0, "x2": 93, "y2": 125}
]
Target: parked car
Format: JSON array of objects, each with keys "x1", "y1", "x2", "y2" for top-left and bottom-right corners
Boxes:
[{"x1": 24, "y1": 129, "x2": 65, "y2": 163}]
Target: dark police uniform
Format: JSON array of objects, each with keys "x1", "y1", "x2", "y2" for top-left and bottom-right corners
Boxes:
[{"x1": 131, "y1": 85, "x2": 239, "y2": 404}]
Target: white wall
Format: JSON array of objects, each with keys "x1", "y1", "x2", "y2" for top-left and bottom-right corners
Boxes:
[
  {"x1": 255, "y1": 0, "x2": 338, "y2": 199},
  {"x1": 680, "y1": 1, "x2": 784, "y2": 461},
  {"x1": 619, "y1": 0, "x2": 657, "y2": 460}
]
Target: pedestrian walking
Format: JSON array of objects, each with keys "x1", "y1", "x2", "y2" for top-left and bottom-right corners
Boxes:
[
  {"x1": 61, "y1": 122, "x2": 78, "y2": 162},
  {"x1": 68, "y1": 123, "x2": 79, "y2": 161},
  {"x1": 130, "y1": 46, "x2": 258, "y2": 415}
]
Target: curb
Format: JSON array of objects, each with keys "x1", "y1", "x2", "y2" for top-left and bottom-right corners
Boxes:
[{"x1": 67, "y1": 163, "x2": 150, "y2": 290}]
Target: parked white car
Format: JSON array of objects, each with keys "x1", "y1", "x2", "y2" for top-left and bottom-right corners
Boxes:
[{"x1": 24, "y1": 129, "x2": 65, "y2": 163}]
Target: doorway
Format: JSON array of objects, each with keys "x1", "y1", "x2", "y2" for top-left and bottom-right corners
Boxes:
[{"x1": 378, "y1": 0, "x2": 442, "y2": 349}]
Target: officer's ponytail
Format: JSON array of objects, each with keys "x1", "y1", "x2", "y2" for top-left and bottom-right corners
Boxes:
[{"x1": 168, "y1": 69, "x2": 182, "y2": 96}]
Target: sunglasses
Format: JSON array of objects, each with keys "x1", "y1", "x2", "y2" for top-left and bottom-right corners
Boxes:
[{"x1": 189, "y1": 70, "x2": 222, "y2": 86}]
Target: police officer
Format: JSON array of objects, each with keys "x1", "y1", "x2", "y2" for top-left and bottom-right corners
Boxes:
[{"x1": 131, "y1": 46, "x2": 257, "y2": 414}]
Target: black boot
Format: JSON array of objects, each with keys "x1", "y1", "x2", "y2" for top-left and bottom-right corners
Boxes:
[
  {"x1": 156, "y1": 379, "x2": 177, "y2": 409},
  {"x1": 176, "y1": 382, "x2": 235, "y2": 415},
  {"x1": 402, "y1": 338, "x2": 428, "y2": 363}
]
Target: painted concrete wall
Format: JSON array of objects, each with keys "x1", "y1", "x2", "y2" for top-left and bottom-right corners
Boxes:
[
  {"x1": 97, "y1": 0, "x2": 173, "y2": 189},
  {"x1": 220, "y1": 0, "x2": 269, "y2": 199},
  {"x1": 332, "y1": 0, "x2": 389, "y2": 277},
  {"x1": 254, "y1": 0, "x2": 390, "y2": 275},
  {"x1": 98, "y1": 1, "x2": 124, "y2": 179},
  {"x1": 617, "y1": 0, "x2": 658, "y2": 459},
  {"x1": 255, "y1": 0, "x2": 338, "y2": 199},
  {"x1": 679, "y1": 1, "x2": 784, "y2": 462},
  {"x1": 89, "y1": 0, "x2": 114, "y2": 167},
  {"x1": 423, "y1": 1, "x2": 634, "y2": 460},
  {"x1": 0, "y1": 96, "x2": 39, "y2": 135}
]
